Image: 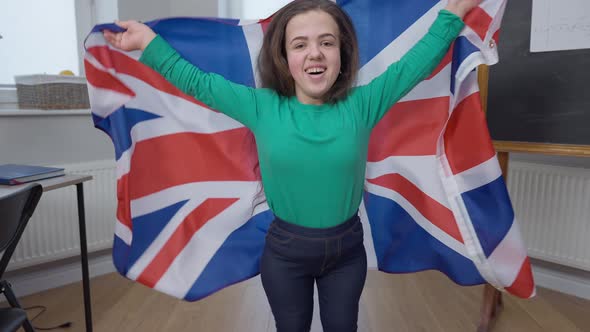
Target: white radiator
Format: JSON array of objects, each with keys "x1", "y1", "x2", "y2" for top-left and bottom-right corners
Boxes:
[
  {"x1": 7, "y1": 160, "x2": 117, "y2": 271},
  {"x1": 507, "y1": 161, "x2": 590, "y2": 272},
  {"x1": 7, "y1": 159, "x2": 590, "y2": 274}
]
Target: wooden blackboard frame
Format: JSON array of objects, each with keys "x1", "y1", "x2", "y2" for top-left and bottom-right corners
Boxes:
[{"x1": 479, "y1": 65, "x2": 590, "y2": 157}]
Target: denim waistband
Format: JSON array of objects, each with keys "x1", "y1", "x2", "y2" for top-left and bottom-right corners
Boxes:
[{"x1": 272, "y1": 212, "x2": 360, "y2": 239}]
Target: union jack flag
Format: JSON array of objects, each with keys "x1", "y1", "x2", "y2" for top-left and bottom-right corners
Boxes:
[{"x1": 84, "y1": 0, "x2": 535, "y2": 301}]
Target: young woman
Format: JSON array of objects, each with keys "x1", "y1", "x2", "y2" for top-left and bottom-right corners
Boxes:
[{"x1": 104, "y1": 0, "x2": 480, "y2": 331}]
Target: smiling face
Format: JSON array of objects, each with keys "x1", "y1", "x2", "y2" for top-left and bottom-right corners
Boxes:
[{"x1": 285, "y1": 10, "x2": 341, "y2": 105}]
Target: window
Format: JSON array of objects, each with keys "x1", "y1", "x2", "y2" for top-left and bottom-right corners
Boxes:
[
  {"x1": 0, "y1": 0, "x2": 120, "y2": 107},
  {"x1": 1, "y1": 0, "x2": 85, "y2": 84}
]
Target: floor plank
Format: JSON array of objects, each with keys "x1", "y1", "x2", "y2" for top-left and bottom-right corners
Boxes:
[{"x1": 6, "y1": 270, "x2": 589, "y2": 332}]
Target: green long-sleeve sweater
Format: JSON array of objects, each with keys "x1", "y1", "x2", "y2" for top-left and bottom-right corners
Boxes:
[{"x1": 140, "y1": 10, "x2": 464, "y2": 228}]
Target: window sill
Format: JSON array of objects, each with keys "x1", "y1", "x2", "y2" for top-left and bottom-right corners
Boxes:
[{"x1": 0, "y1": 108, "x2": 91, "y2": 117}]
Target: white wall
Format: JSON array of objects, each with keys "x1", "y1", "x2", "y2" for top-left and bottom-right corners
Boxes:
[
  {"x1": 118, "y1": 0, "x2": 170, "y2": 21},
  {"x1": 0, "y1": 113, "x2": 114, "y2": 165},
  {"x1": 220, "y1": 0, "x2": 290, "y2": 19},
  {"x1": 94, "y1": 0, "x2": 120, "y2": 24},
  {"x1": 240, "y1": 0, "x2": 290, "y2": 19},
  {"x1": 118, "y1": 0, "x2": 218, "y2": 21},
  {"x1": 170, "y1": 1, "x2": 218, "y2": 17}
]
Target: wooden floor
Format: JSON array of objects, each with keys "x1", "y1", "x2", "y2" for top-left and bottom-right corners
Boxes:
[{"x1": 11, "y1": 270, "x2": 590, "y2": 332}]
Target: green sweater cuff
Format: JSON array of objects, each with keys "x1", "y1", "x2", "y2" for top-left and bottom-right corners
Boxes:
[{"x1": 431, "y1": 9, "x2": 465, "y2": 43}]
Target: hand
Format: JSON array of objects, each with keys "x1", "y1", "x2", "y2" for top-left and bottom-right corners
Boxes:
[
  {"x1": 103, "y1": 20, "x2": 157, "y2": 51},
  {"x1": 444, "y1": 0, "x2": 482, "y2": 19}
]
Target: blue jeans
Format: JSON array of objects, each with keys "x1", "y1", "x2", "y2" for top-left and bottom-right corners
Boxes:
[{"x1": 260, "y1": 214, "x2": 367, "y2": 332}]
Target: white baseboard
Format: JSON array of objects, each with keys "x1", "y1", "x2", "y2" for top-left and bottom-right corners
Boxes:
[
  {"x1": 2, "y1": 254, "x2": 589, "y2": 303},
  {"x1": 1, "y1": 251, "x2": 116, "y2": 303},
  {"x1": 532, "y1": 259, "x2": 590, "y2": 300}
]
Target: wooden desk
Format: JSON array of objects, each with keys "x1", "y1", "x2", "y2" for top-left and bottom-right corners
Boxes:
[{"x1": 0, "y1": 174, "x2": 94, "y2": 332}]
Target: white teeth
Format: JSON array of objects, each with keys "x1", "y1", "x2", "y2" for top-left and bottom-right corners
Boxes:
[{"x1": 305, "y1": 67, "x2": 325, "y2": 74}]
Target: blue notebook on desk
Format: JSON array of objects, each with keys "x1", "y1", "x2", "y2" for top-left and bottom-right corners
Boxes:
[{"x1": 0, "y1": 164, "x2": 65, "y2": 185}]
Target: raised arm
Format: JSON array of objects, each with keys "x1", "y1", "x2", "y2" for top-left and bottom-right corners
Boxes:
[
  {"x1": 353, "y1": 0, "x2": 480, "y2": 128},
  {"x1": 103, "y1": 20, "x2": 263, "y2": 130}
]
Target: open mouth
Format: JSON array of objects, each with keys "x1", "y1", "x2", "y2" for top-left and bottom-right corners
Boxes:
[{"x1": 305, "y1": 67, "x2": 326, "y2": 76}]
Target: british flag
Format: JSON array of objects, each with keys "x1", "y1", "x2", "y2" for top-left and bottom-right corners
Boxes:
[{"x1": 84, "y1": 0, "x2": 535, "y2": 301}]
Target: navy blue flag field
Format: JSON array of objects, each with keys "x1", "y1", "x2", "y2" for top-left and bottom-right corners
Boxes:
[{"x1": 84, "y1": 0, "x2": 535, "y2": 301}]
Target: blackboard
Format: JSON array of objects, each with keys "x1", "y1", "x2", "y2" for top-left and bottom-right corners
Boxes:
[{"x1": 486, "y1": 0, "x2": 590, "y2": 149}]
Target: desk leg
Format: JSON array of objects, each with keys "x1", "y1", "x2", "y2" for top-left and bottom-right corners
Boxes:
[{"x1": 76, "y1": 183, "x2": 93, "y2": 332}]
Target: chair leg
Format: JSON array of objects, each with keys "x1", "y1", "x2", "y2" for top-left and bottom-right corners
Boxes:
[{"x1": 1, "y1": 280, "x2": 35, "y2": 332}]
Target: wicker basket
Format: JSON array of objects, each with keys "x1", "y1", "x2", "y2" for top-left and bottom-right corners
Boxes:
[{"x1": 15, "y1": 74, "x2": 90, "y2": 110}]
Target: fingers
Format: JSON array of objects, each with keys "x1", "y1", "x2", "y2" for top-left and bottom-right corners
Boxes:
[
  {"x1": 114, "y1": 19, "x2": 133, "y2": 29},
  {"x1": 445, "y1": 0, "x2": 481, "y2": 19},
  {"x1": 103, "y1": 30, "x2": 116, "y2": 40},
  {"x1": 103, "y1": 20, "x2": 134, "y2": 48},
  {"x1": 102, "y1": 29, "x2": 122, "y2": 48},
  {"x1": 101, "y1": 19, "x2": 152, "y2": 51},
  {"x1": 102, "y1": 19, "x2": 127, "y2": 47}
]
